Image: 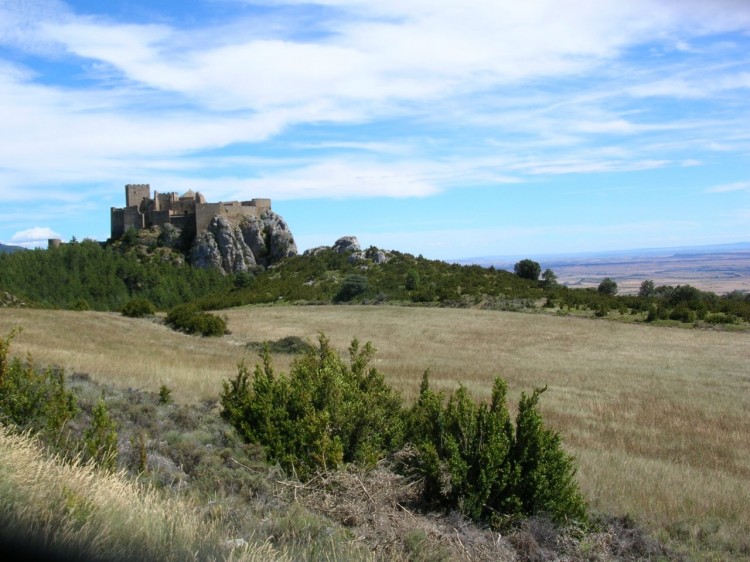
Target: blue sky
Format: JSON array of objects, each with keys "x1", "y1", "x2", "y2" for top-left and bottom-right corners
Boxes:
[{"x1": 1, "y1": 0, "x2": 749, "y2": 259}]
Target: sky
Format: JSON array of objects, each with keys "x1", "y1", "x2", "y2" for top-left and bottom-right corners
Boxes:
[{"x1": 1, "y1": 0, "x2": 749, "y2": 260}]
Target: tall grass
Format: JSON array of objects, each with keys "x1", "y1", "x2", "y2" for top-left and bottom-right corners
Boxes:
[
  {"x1": 0, "y1": 425, "x2": 287, "y2": 561},
  {"x1": 2, "y1": 305, "x2": 749, "y2": 558}
]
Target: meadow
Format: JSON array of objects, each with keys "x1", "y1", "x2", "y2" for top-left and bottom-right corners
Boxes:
[{"x1": 1, "y1": 304, "x2": 749, "y2": 559}]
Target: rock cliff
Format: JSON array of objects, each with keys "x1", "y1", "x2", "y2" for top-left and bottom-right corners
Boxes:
[{"x1": 190, "y1": 210, "x2": 297, "y2": 274}]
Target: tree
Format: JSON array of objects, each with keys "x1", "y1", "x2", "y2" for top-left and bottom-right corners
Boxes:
[
  {"x1": 334, "y1": 274, "x2": 369, "y2": 302},
  {"x1": 405, "y1": 269, "x2": 420, "y2": 291},
  {"x1": 541, "y1": 268, "x2": 558, "y2": 288},
  {"x1": 638, "y1": 280, "x2": 655, "y2": 299},
  {"x1": 597, "y1": 278, "x2": 618, "y2": 296},
  {"x1": 514, "y1": 259, "x2": 541, "y2": 281}
]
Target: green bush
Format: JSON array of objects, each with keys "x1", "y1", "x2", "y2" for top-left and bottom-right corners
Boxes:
[
  {"x1": 597, "y1": 278, "x2": 618, "y2": 296},
  {"x1": 221, "y1": 335, "x2": 404, "y2": 477},
  {"x1": 221, "y1": 334, "x2": 586, "y2": 528},
  {"x1": 120, "y1": 298, "x2": 156, "y2": 318},
  {"x1": 514, "y1": 260, "x2": 541, "y2": 281},
  {"x1": 407, "y1": 374, "x2": 587, "y2": 527},
  {"x1": 246, "y1": 336, "x2": 315, "y2": 355},
  {"x1": 0, "y1": 329, "x2": 79, "y2": 440},
  {"x1": 165, "y1": 304, "x2": 226, "y2": 336},
  {"x1": 334, "y1": 274, "x2": 369, "y2": 302},
  {"x1": 84, "y1": 399, "x2": 118, "y2": 471},
  {"x1": 71, "y1": 298, "x2": 90, "y2": 311},
  {"x1": 669, "y1": 304, "x2": 696, "y2": 323},
  {"x1": 158, "y1": 384, "x2": 172, "y2": 405}
]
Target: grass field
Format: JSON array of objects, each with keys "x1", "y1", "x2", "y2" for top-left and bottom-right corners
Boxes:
[{"x1": 1, "y1": 305, "x2": 749, "y2": 559}]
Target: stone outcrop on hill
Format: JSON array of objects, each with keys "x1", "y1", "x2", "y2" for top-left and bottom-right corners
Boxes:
[
  {"x1": 302, "y1": 236, "x2": 392, "y2": 265},
  {"x1": 0, "y1": 291, "x2": 25, "y2": 307},
  {"x1": 239, "y1": 212, "x2": 297, "y2": 267},
  {"x1": 333, "y1": 236, "x2": 361, "y2": 254},
  {"x1": 190, "y1": 210, "x2": 297, "y2": 274}
]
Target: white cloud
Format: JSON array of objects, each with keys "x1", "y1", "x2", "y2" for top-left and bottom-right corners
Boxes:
[
  {"x1": 707, "y1": 181, "x2": 750, "y2": 193},
  {"x1": 9, "y1": 226, "x2": 61, "y2": 247},
  {"x1": 0, "y1": 0, "x2": 747, "y2": 207}
]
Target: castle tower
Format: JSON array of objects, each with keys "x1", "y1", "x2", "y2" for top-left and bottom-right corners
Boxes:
[{"x1": 125, "y1": 184, "x2": 150, "y2": 208}]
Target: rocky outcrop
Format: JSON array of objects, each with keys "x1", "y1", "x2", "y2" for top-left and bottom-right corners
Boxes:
[
  {"x1": 303, "y1": 246, "x2": 328, "y2": 257},
  {"x1": 190, "y1": 210, "x2": 297, "y2": 274},
  {"x1": 333, "y1": 236, "x2": 360, "y2": 254},
  {"x1": 239, "y1": 211, "x2": 297, "y2": 267},
  {"x1": 1, "y1": 291, "x2": 26, "y2": 307},
  {"x1": 302, "y1": 237, "x2": 392, "y2": 265},
  {"x1": 191, "y1": 216, "x2": 255, "y2": 273}
]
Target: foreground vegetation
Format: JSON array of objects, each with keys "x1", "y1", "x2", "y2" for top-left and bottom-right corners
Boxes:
[
  {"x1": 221, "y1": 336, "x2": 586, "y2": 526},
  {"x1": 1, "y1": 306, "x2": 748, "y2": 559},
  {"x1": 1, "y1": 328, "x2": 676, "y2": 560}
]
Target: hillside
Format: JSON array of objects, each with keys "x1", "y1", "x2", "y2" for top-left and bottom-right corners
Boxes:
[{"x1": 0, "y1": 242, "x2": 24, "y2": 254}]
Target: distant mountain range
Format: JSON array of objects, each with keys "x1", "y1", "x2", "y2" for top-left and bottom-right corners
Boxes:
[{"x1": 0, "y1": 243, "x2": 25, "y2": 254}]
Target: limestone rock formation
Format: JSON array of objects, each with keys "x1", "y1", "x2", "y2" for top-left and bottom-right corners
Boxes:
[
  {"x1": 191, "y1": 216, "x2": 255, "y2": 273},
  {"x1": 302, "y1": 246, "x2": 329, "y2": 257},
  {"x1": 239, "y1": 211, "x2": 298, "y2": 267},
  {"x1": 333, "y1": 236, "x2": 361, "y2": 254},
  {"x1": 190, "y1": 210, "x2": 297, "y2": 274},
  {"x1": 1, "y1": 291, "x2": 25, "y2": 307},
  {"x1": 302, "y1": 236, "x2": 393, "y2": 267}
]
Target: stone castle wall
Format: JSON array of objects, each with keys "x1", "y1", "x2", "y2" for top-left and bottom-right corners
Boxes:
[{"x1": 110, "y1": 184, "x2": 271, "y2": 239}]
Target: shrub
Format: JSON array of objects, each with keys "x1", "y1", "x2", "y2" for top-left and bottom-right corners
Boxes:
[
  {"x1": 221, "y1": 335, "x2": 404, "y2": 477},
  {"x1": 165, "y1": 304, "x2": 227, "y2": 336},
  {"x1": 0, "y1": 329, "x2": 79, "y2": 440},
  {"x1": 158, "y1": 384, "x2": 172, "y2": 405},
  {"x1": 407, "y1": 374, "x2": 587, "y2": 527},
  {"x1": 84, "y1": 399, "x2": 118, "y2": 471},
  {"x1": 334, "y1": 274, "x2": 369, "y2": 302},
  {"x1": 221, "y1": 336, "x2": 586, "y2": 528},
  {"x1": 246, "y1": 336, "x2": 315, "y2": 355},
  {"x1": 405, "y1": 269, "x2": 420, "y2": 291},
  {"x1": 669, "y1": 304, "x2": 696, "y2": 323},
  {"x1": 71, "y1": 299, "x2": 90, "y2": 311},
  {"x1": 121, "y1": 298, "x2": 156, "y2": 318}
]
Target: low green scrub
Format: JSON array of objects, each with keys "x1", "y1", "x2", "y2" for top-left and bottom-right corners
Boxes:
[
  {"x1": 221, "y1": 335, "x2": 587, "y2": 527},
  {"x1": 221, "y1": 336, "x2": 404, "y2": 477},
  {"x1": 246, "y1": 336, "x2": 316, "y2": 355},
  {"x1": 0, "y1": 328, "x2": 78, "y2": 441},
  {"x1": 407, "y1": 374, "x2": 587, "y2": 526},
  {"x1": 120, "y1": 298, "x2": 156, "y2": 318},
  {"x1": 165, "y1": 304, "x2": 227, "y2": 336}
]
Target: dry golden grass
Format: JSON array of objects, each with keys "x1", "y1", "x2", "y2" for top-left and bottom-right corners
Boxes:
[
  {"x1": 0, "y1": 425, "x2": 287, "y2": 561},
  {"x1": 2, "y1": 304, "x2": 749, "y2": 559}
]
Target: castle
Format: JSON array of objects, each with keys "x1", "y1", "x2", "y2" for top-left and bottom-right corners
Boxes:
[{"x1": 110, "y1": 184, "x2": 271, "y2": 239}]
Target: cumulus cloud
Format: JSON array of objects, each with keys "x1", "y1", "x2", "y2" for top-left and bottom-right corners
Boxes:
[{"x1": 9, "y1": 227, "x2": 62, "y2": 247}]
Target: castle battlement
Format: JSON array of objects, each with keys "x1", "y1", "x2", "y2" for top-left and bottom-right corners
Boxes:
[{"x1": 110, "y1": 184, "x2": 271, "y2": 240}]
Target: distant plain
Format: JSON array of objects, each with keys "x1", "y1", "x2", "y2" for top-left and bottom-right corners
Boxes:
[{"x1": 479, "y1": 247, "x2": 750, "y2": 295}]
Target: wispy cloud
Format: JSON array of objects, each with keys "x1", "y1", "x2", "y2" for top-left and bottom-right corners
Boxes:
[
  {"x1": 0, "y1": 0, "x2": 749, "y2": 256},
  {"x1": 707, "y1": 181, "x2": 750, "y2": 193}
]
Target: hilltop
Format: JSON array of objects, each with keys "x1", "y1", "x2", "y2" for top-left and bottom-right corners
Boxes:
[{"x1": 0, "y1": 242, "x2": 24, "y2": 254}]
